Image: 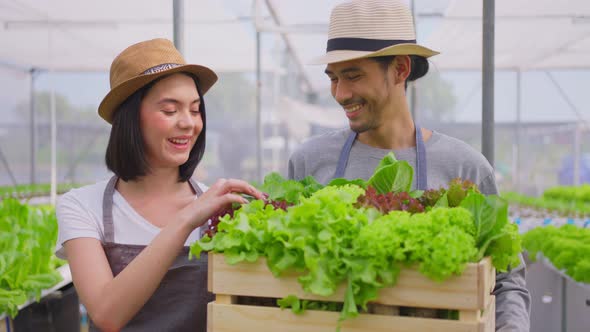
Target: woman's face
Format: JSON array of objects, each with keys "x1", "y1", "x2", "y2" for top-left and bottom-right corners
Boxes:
[{"x1": 139, "y1": 73, "x2": 202, "y2": 170}]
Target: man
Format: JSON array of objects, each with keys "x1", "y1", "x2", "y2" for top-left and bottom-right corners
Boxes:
[{"x1": 288, "y1": 1, "x2": 530, "y2": 331}]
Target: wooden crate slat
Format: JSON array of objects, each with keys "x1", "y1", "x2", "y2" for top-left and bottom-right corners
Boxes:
[
  {"x1": 482, "y1": 296, "x2": 496, "y2": 332},
  {"x1": 208, "y1": 253, "x2": 493, "y2": 310},
  {"x1": 215, "y1": 294, "x2": 237, "y2": 304},
  {"x1": 207, "y1": 301, "x2": 492, "y2": 332}
]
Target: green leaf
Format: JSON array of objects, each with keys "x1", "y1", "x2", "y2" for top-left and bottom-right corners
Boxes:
[
  {"x1": 435, "y1": 193, "x2": 449, "y2": 208},
  {"x1": 258, "y1": 172, "x2": 323, "y2": 204},
  {"x1": 299, "y1": 176, "x2": 325, "y2": 194},
  {"x1": 375, "y1": 152, "x2": 398, "y2": 170},
  {"x1": 409, "y1": 190, "x2": 424, "y2": 199},
  {"x1": 277, "y1": 295, "x2": 304, "y2": 314},
  {"x1": 367, "y1": 161, "x2": 414, "y2": 194},
  {"x1": 0, "y1": 199, "x2": 62, "y2": 317},
  {"x1": 340, "y1": 276, "x2": 359, "y2": 321},
  {"x1": 484, "y1": 223, "x2": 522, "y2": 271},
  {"x1": 327, "y1": 178, "x2": 367, "y2": 189},
  {"x1": 459, "y1": 193, "x2": 508, "y2": 248}
]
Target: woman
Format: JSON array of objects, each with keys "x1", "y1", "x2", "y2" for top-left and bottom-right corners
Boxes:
[{"x1": 55, "y1": 39, "x2": 264, "y2": 332}]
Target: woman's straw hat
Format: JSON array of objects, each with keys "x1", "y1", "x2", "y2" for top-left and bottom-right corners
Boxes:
[
  {"x1": 310, "y1": 0, "x2": 439, "y2": 65},
  {"x1": 98, "y1": 38, "x2": 217, "y2": 123}
]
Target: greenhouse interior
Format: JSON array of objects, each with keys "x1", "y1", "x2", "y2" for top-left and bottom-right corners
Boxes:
[{"x1": 1, "y1": 0, "x2": 589, "y2": 331}]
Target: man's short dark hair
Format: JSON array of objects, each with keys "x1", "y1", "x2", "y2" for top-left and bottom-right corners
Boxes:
[
  {"x1": 105, "y1": 73, "x2": 207, "y2": 182},
  {"x1": 371, "y1": 55, "x2": 429, "y2": 89}
]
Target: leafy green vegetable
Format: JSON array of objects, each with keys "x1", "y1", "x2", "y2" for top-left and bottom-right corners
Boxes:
[
  {"x1": 329, "y1": 152, "x2": 413, "y2": 194},
  {"x1": 327, "y1": 178, "x2": 367, "y2": 189},
  {"x1": 523, "y1": 225, "x2": 590, "y2": 283},
  {"x1": 363, "y1": 209, "x2": 478, "y2": 282},
  {"x1": 190, "y1": 153, "x2": 522, "y2": 328},
  {"x1": 458, "y1": 192, "x2": 520, "y2": 270},
  {"x1": 277, "y1": 295, "x2": 304, "y2": 314},
  {"x1": 356, "y1": 186, "x2": 424, "y2": 214},
  {"x1": 418, "y1": 188, "x2": 445, "y2": 207},
  {"x1": 257, "y1": 173, "x2": 323, "y2": 204},
  {"x1": 375, "y1": 152, "x2": 398, "y2": 170},
  {"x1": 0, "y1": 183, "x2": 81, "y2": 199},
  {"x1": 503, "y1": 191, "x2": 590, "y2": 218},
  {"x1": 543, "y1": 185, "x2": 590, "y2": 204},
  {"x1": 485, "y1": 223, "x2": 522, "y2": 271},
  {"x1": 434, "y1": 192, "x2": 449, "y2": 208},
  {"x1": 0, "y1": 199, "x2": 63, "y2": 317},
  {"x1": 409, "y1": 190, "x2": 424, "y2": 199},
  {"x1": 367, "y1": 153, "x2": 414, "y2": 194},
  {"x1": 278, "y1": 295, "x2": 342, "y2": 314},
  {"x1": 0, "y1": 289, "x2": 27, "y2": 317},
  {"x1": 447, "y1": 178, "x2": 480, "y2": 207}
]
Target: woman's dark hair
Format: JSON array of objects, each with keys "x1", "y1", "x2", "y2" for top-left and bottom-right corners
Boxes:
[
  {"x1": 105, "y1": 73, "x2": 207, "y2": 182},
  {"x1": 371, "y1": 55, "x2": 429, "y2": 89}
]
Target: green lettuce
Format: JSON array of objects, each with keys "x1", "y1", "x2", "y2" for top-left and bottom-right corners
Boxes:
[
  {"x1": 523, "y1": 225, "x2": 590, "y2": 283},
  {"x1": 190, "y1": 153, "x2": 522, "y2": 328},
  {"x1": 257, "y1": 172, "x2": 323, "y2": 204},
  {"x1": 0, "y1": 199, "x2": 63, "y2": 318},
  {"x1": 367, "y1": 152, "x2": 414, "y2": 194}
]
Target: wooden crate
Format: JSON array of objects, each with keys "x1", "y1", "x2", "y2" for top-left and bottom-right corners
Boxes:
[{"x1": 207, "y1": 252, "x2": 496, "y2": 332}]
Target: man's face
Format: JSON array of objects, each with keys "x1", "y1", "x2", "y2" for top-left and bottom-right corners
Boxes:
[{"x1": 325, "y1": 58, "x2": 393, "y2": 134}]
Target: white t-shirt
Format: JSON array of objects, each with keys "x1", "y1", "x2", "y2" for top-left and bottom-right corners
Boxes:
[{"x1": 55, "y1": 178, "x2": 208, "y2": 259}]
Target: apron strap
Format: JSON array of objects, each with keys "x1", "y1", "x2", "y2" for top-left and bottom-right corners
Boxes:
[
  {"x1": 333, "y1": 131, "x2": 357, "y2": 179},
  {"x1": 333, "y1": 124, "x2": 428, "y2": 190},
  {"x1": 188, "y1": 178, "x2": 207, "y2": 236},
  {"x1": 188, "y1": 178, "x2": 203, "y2": 196},
  {"x1": 102, "y1": 176, "x2": 118, "y2": 243},
  {"x1": 415, "y1": 125, "x2": 428, "y2": 191}
]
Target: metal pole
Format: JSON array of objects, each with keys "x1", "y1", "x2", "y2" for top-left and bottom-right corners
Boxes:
[
  {"x1": 272, "y1": 70, "x2": 279, "y2": 172},
  {"x1": 30, "y1": 68, "x2": 37, "y2": 185},
  {"x1": 513, "y1": 70, "x2": 522, "y2": 192},
  {"x1": 50, "y1": 77, "x2": 57, "y2": 205},
  {"x1": 256, "y1": 31, "x2": 263, "y2": 183},
  {"x1": 482, "y1": 0, "x2": 495, "y2": 167},
  {"x1": 48, "y1": 27, "x2": 57, "y2": 205},
  {"x1": 410, "y1": 0, "x2": 417, "y2": 120},
  {"x1": 173, "y1": 0, "x2": 184, "y2": 54}
]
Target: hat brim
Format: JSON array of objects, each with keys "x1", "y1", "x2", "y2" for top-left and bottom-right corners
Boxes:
[
  {"x1": 309, "y1": 43, "x2": 439, "y2": 65},
  {"x1": 98, "y1": 64, "x2": 218, "y2": 124}
]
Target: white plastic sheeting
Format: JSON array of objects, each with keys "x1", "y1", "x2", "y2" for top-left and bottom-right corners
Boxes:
[
  {"x1": 278, "y1": 96, "x2": 347, "y2": 142},
  {"x1": 2, "y1": 0, "x2": 589, "y2": 74},
  {"x1": 426, "y1": 0, "x2": 590, "y2": 70},
  {"x1": 0, "y1": 0, "x2": 275, "y2": 72}
]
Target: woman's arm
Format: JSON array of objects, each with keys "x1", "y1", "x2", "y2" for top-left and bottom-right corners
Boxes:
[
  {"x1": 65, "y1": 220, "x2": 191, "y2": 332},
  {"x1": 64, "y1": 179, "x2": 263, "y2": 332}
]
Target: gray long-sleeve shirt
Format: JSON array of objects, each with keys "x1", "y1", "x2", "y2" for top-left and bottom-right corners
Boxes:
[{"x1": 288, "y1": 128, "x2": 531, "y2": 331}]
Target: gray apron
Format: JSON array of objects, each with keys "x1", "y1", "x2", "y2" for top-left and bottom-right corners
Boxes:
[
  {"x1": 334, "y1": 124, "x2": 428, "y2": 190},
  {"x1": 89, "y1": 176, "x2": 213, "y2": 332}
]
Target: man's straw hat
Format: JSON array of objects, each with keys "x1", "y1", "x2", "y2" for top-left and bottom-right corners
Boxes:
[
  {"x1": 311, "y1": 0, "x2": 439, "y2": 65},
  {"x1": 98, "y1": 38, "x2": 217, "y2": 123}
]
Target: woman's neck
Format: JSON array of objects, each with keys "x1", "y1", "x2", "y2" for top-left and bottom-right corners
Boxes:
[{"x1": 117, "y1": 168, "x2": 189, "y2": 198}]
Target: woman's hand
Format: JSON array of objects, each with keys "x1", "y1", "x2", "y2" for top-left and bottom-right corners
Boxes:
[{"x1": 181, "y1": 178, "x2": 265, "y2": 230}]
